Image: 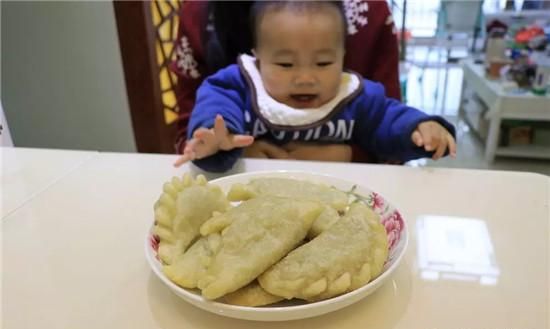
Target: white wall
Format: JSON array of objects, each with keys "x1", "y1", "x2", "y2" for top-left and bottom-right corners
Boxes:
[
  {"x1": 1, "y1": 1, "x2": 136, "y2": 152},
  {"x1": 1, "y1": 1, "x2": 3, "y2": 100}
]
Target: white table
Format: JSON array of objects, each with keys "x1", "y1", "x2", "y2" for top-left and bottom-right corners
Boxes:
[
  {"x1": 1, "y1": 147, "x2": 98, "y2": 218},
  {"x1": 459, "y1": 60, "x2": 550, "y2": 161},
  {"x1": 2, "y1": 149, "x2": 549, "y2": 329}
]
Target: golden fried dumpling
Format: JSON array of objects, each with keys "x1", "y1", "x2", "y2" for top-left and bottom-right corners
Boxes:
[
  {"x1": 308, "y1": 206, "x2": 340, "y2": 239},
  {"x1": 223, "y1": 281, "x2": 284, "y2": 307},
  {"x1": 258, "y1": 202, "x2": 388, "y2": 301},
  {"x1": 153, "y1": 173, "x2": 229, "y2": 265},
  {"x1": 197, "y1": 196, "x2": 323, "y2": 300},
  {"x1": 226, "y1": 177, "x2": 346, "y2": 238},
  {"x1": 162, "y1": 233, "x2": 221, "y2": 289},
  {"x1": 227, "y1": 177, "x2": 349, "y2": 211}
]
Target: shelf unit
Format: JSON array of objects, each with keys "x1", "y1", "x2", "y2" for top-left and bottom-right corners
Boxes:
[{"x1": 459, "y1": 60, "x2": 550, "y2": 161}]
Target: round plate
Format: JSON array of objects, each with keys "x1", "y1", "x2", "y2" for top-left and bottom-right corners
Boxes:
[{"x1": 145, "y1": 170, "x2": 408, "y2": 321}]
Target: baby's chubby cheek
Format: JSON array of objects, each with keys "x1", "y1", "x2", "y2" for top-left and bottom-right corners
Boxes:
[
  {"x1": 325, "y1": 85, "x2": 340, "y2": 100},
  {"x1": 263, "y1": 80, "x2": 288, "y2": 103}
]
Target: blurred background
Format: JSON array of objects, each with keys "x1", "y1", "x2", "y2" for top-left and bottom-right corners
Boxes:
[{"x1": 1, "y1": 0, "x2": 550, "y2": 174}]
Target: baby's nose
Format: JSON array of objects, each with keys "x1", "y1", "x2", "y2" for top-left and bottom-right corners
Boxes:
[{"x1": 294, "y1": 71, "x2": 317, "y2": 86}]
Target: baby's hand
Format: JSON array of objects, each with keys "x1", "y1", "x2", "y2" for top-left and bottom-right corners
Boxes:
[
  {"x1": 174, "y1": 115, "x2": 254, "y2": 167},
  {"x1": 411, "y1": 121, "x2": 457, "y2": 160}
]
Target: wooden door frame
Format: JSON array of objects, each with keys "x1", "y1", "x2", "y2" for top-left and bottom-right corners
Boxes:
[{"x1": 113, "y1": 1, "x2": 177, "y2": 154}]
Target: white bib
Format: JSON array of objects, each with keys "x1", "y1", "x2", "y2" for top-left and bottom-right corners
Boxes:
[{"x1": 238, "y1": 54, "x2": 362, "y2": 127}]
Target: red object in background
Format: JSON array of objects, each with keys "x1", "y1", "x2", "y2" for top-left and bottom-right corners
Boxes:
[
  {"x1": 397, "y1": 29, "x2": 412, "y2": 41},
  {"x1": 515, "y1": 26, "x2": 545, "y2": 44},
  {"x1": 486, "y1": 19, "x2": 508, "y2": 34}
]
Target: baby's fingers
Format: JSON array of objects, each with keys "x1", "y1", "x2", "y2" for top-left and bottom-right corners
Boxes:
[
  {"x1": 213, "y1": 114, "x2": 228, "y2": 138},
  {"x1": 193, "y1": 128, "x2": 223, "y2": 158},
  {"x1": 193, "y1": 128, "x2": 215, "y2": 143},
  {"x1": 174, "y1": 139, "x2": 198, "y2": 167},
  {"x1": 411, "y1": 130, "x2": 424, "y2": 147},
  {"x1": 173, "y1": 153, "x2": 193, "y2": 167},
  {"x1": 432, "y1": 139, "x2": 447, "y2": 160},
  {"x1": 230, "y1": 134, "x2": 255, "y2": 148},
  {"x1": 447, "y1": 134, "x2": 457, "y2": 158}
]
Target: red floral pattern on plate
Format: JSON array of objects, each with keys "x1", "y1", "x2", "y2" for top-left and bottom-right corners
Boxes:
[
  {"x1": 367, "y1": 192, "x2": 385, "y2": 211},
  {"x1": 380, "y1": 210, "x2": 404, "y2": 251},
  {"x1": 150, "y1": 235, "x2": 160, "y2": 261},
  {"x1": 350, "y1": 190, "x2": 404, "y2": 256}
]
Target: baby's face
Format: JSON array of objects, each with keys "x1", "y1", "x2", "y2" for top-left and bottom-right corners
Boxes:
[{"x1": 254, "y1": 6, "x2": 345, "y2": 109}]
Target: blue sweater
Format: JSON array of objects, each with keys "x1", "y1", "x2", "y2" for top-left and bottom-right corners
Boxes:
[{"x1": 188, "y1": 65, "x2": 455, "y2": 172}]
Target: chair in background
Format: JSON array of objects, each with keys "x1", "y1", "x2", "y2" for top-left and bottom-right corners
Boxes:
[
  {"x1": 417, "y1": 0, "x2": 483, "y2": 114},
  {"x1": 420, "y1": 0, "x2": 483, "y2": 69}
]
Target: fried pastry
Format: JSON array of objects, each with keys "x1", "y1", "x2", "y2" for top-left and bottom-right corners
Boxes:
[
  {"x1": 226, "y1": 177, "x2": 347, "y2": 238},
  {"x1": 258, "y1": 202, "x2": 388, "y2": 301},
  {"x1": 227, "y1": 177, "x2": 349, "y2": 211},
  {"x1": 162, "y1": 233, "x2": 221, "y2": 288},
  {"x1": 308, "y1": 206, "x2": 340, "y2": 239},
  {"x1": 153, "y1": 174, "x2": 229, "y2": 265},
  {"x1": 223, "y1": 281, "x2": 284, "y2": 307},
  {"x1": 165, "y1": 234, "x2": 284, "y2": 306},
  {"x1": 197, "y1": 196, "x2": 323, "y2": 300}
]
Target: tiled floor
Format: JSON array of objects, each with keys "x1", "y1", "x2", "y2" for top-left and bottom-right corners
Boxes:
[{"x1": 403, "y1": 46, "x2": 550, "y2": 177}]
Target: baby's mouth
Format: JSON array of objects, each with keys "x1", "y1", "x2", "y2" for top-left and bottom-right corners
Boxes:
[{"x1": 290, "y1": 94, "x2": 318, "y2": 107}]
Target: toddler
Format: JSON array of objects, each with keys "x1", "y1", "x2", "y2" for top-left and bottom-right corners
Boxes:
[{"x1": 174, "y1": 1, "x2": 456, "y2": 172}]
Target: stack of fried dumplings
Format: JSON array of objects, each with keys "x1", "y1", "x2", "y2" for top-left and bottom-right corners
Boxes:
[{"x1": 152, "y1": 174, "x2": 388, "y2": 306}]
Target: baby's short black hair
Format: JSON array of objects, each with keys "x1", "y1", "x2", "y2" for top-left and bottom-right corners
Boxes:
[{"x1": 250, "y1": 1, "x2": 348, "y2": 48}]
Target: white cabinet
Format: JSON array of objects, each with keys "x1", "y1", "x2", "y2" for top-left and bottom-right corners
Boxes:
[{"x1": 459, "y1": 60, "x2": 550, "y2": 161}]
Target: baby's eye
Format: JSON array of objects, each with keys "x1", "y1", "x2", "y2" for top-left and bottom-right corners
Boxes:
[
  {"x1": 317, "y1": 62, "x2": 333, "y2": 67},
  {"x1": 276, "y1": 63, "x2": 293, "y2": 68}
]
